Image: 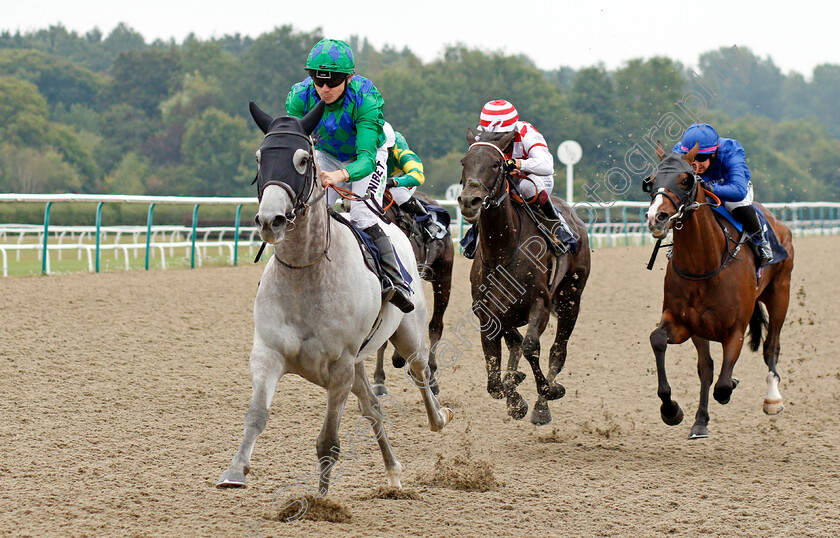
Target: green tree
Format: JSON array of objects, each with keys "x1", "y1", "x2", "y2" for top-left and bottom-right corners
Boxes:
[
  {"x1": 0, "y1": 76, "x2": 49, "y2": 147},
  {"x1": 107, "y1": 48, "x2": 181, "y2": 116},
  {"x1": 0, "y1": 49, "x2": 102, "y2": 110},
  {"x1": 181, "y1": 107, "x2": 252, "y2": 196},
  {"x1": 0, "y1": 144, "x2": 82, "y2": 193},
  {"x1": 103, "y1": 151, "x2": 150, "y2": 194}
]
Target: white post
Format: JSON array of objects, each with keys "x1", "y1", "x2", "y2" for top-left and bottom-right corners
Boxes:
[{"x1": 556, "y1": 140, "x2": 582, "y2": 203}]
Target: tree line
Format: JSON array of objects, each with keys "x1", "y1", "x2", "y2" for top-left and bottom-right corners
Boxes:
[{"x1": 1, "y1": 23, "x2": 839, "y2": 203}]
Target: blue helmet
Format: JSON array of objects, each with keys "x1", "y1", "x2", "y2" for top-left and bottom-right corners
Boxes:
[{"x1": 678, "y1": 123, "x2": 720, "y2": 154}]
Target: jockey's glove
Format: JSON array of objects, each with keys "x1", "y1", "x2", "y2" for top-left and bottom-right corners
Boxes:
[
  {"x1": 504, "y1": 158, "x2": 518, "y2": 172},
  {"x1": 386, "y1": 177, "x2": 398, "y2": 188}
]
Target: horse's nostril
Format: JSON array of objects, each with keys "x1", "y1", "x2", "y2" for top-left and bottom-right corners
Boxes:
[
  {"x1": 254, "y1": 215, "x2": 261, "y2": 226},
  {"x1": 272, "y1": 215, "x2": 286, "y2": 229},
  {"x1": 656, "y1": 212, "x2": 669, "y2": 223}
]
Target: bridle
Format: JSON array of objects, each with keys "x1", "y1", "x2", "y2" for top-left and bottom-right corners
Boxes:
[
  {"x1": 644, "y1": 155, "x2": 744, "y2": 280},
  {"x1": 253, "y1": 129, "x2": 330, "y2": 268},
  {"x1": 464, "y1": 141, "x2": 509, "y2": 210},
  {"x1": 254, "y1": 130, "x2": 326, "y2": 217}
]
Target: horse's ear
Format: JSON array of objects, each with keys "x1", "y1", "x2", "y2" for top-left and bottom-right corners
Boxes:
[
  {"x1": 249, "y1": 102, "x2": 274, "y2": 134},
  {"x1": 300, "y1": 100, "x2": 326, "y2": 135},
  {"x1": 656, "y1": 140, "x2": 666, "y2": 161},
  {"x1": 684, "y1": 142, "x2": 700, "y2": 163},
  {"x1": 466, "y1": 127, "x2": 477, "y2": 144}
]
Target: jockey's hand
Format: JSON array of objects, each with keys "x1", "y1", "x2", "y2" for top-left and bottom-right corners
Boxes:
[
  {"x1": 320, "y1": 169, "x2": 347, "y2": 189},
  {"x1": 504, "y1": 158, "x2": 518, "y2": 173},
  {"x1": 510, "y1": 169, "x2": 527, "y2": 179},
  {"x1": 386, "y1": 177, "x2": 398, "y2": 189}
]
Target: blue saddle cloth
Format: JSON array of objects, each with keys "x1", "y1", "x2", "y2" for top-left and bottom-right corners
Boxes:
[
  {"x1": 329, "y1": 209, "x2": 412, "y2": 285},
  {"x1": 417, "y1": 200, "x2": 452, "y2": 232},
  {"x1": 459, "y1": 204, "x2": 578, "y2": 259},
  {"x1": 712, "y1": 204, "x2": 789, "y2": 265}
]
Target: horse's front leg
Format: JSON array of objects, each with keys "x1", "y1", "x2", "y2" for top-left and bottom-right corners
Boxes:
[
  {"x1": 372, "y1": 344, "x2": 388, "y2": 396},
  {"x1": 218, "y1": 345, "x2": 284, "y2": 487},
  {"x1": 426, "y1": 271, "x2": 451, "y2": 397},
  {"x1": 481, "y1": 333, "x2": 505, "y2": 400},
  {"x1": 316, "y1": 358, "x2": 355, "y2": 496},
  {"x1": 651, "y1": 318, "x2": 686, "y2": 426},
  {"x1": 714, "y1": 331, "x2": 745, "y2": 405},
  {"x1": 522, "y1": 300, "x2": 565, "y2": 401},
  {"x1": 690, "y1": 336, "x2": 714, "y2": 439}
]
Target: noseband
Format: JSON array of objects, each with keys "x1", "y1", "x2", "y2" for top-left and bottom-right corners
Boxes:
[{"x1": 465, "y1": 142, "x2": 509, "y2": 209}]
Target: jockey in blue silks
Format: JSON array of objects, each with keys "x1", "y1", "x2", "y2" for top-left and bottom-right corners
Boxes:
[{"x1": 673, "y1": 123, "x2": 774, "y2": 267}]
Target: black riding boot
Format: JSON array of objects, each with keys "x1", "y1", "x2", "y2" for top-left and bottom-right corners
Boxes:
[
  {"x1": 732, "y1": 206, "x2": 773, "y2": 267},
  {"x1": 538, "y1": 199, "x2": 561, "y2": 221},
  {"x1": 363, "y1": 224, "x2": 414, "y2": 313}
]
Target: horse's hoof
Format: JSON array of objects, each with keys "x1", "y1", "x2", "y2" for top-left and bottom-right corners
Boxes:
[
  {"x1": 372, "y1": 383, "x2": 388, "y2": 397},
  {"x1": 440, "y1": 407, "x2": 454, "y2": 427},
  {"x1": 661, "y1": 403, "x2": 684, "y2": 426},
  {"x1": 507, "y1": 393, "x2": 528, "y2": 420},
  {"x1": 688, "y1": 424, "x2": 709, "y2": 439},
  {"x1": 502, "y1": 370, "x2": 526, "y2": 390},
  {"x1": 732, "y1": 377, "x2": 740, "y2": 388},
  {"x1": 763, "y1": 399, "x2": 785, "y2": 415},
  {"x1": 542, "y1": 382, "x2": 566, "y2": 401},
  {"x1": 530, "y1": 403, "x2": 553, "y2": 426},
  {"x1": 713, "y1": 386, "x2": 732, "y2": 405},
  {"x1": 217, "y1": 469, "x2": 247, "y2": 488}
]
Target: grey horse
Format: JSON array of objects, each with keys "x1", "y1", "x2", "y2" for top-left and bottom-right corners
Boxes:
[{"x1": 217, "y1": 102, "x2": 452, "y2": 493}]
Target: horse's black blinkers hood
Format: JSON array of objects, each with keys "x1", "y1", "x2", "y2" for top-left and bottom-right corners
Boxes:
[
  {"x1": 249, "y1": 100, "x2": 325, "y2": 203},
  {"x1": 643, "y1": 153, "x2": 699, "y2": 208}
]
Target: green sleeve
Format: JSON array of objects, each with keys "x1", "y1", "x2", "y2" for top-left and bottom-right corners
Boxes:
[
  {"x1": 285, "y1": 84, "x2": 306, "y2": 119},
  {"x1": 345, "y1": 91, "x2": 384, "y2": 181}
]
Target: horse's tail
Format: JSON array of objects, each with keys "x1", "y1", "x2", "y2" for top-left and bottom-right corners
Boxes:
[{"x1": 747, "y1": 302, "x2": 768, "y2": 352}]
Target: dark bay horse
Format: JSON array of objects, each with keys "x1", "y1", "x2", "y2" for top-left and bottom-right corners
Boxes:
[
  {"x1": 644, "y1": 143, "x2": 794, "y2": 439},
  {"x1": 457, "y1": 128, "x2": 591, "y2": 426},
  {"x1": 373, "y1": 191, "x2": 454, "y2": 397}
]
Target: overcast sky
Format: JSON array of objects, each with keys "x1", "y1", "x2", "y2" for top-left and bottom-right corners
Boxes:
[{"x1": 2, "y1": 1, "x2": 835, "y2": 77}]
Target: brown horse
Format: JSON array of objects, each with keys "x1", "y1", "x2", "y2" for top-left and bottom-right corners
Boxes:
[
  {"x1": 373, "y1": 191, "x2": 454, "y2": 396},
  {"x1": 457, "y1": 128, "x2": 591, "y2": 426},
  {"x1": 644, "y1": 143, "x2": 794, "y2": 439}
]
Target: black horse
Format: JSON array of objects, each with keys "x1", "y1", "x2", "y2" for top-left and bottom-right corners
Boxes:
[
  {"x1": 373, "y1": 191, "x2": 454, "y2": 396},
  {"x1": 457, "y1": 128, "x2": 591, "y2": 425}
]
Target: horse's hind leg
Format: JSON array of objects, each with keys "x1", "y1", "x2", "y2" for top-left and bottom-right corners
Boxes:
[
  {"x1": 392, "y1": 321, "x2": 452, "y2": 432},
  {"x1": 218, "y1": 347, "x2": 284, "y2": 487},
  {"x1": 352, "y1": 361, "x2": 402, "y2": 488},
  {"x1": 532, "y1": 277, "x2": 585, "y2": 426},
  {"x1": 689, "y1": 336, "x2": 714, "y2": 439},
  {"x1": 373, "y1": 344, "x2": 388, "y2": 396},
  {"x1": 523, "y1": 299, "x2": 565, "y2": 402},
  {"x1": 761, "y1": 277, "x2": 790, "y2": 415},
  {"x1": 315, "y1": 358, "x2": 355, "y2": 496}
]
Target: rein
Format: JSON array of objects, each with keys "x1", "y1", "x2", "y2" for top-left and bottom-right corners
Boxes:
[{"x1": 467, "y1": 142, "x2": 509, "y2": 209}]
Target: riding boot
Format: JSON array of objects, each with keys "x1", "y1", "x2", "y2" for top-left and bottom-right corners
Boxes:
[
  {"x1": 363, "y1": 224, "x2": 414, "y2": 313},
  {"x1": 399, "y1": 198, "x2": 436, "y2": 239},
  {"x1": 536, "y1": 199, "x2": 566, "y2": 254},
  {"x1": 732, "y1": 206, "x2": 773, "y2": 267}
]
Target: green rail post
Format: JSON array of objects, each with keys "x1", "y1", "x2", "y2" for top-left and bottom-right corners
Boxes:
[
  {"x1": 95, "y1": 201, "x2": 104, "y2": 273},
  {"x1": 190, "y1": 204, "x2": 200, "y2": 269},
  {"x1": 622, "y1": 206, "x2": 629, "y2": 246},
  {"x1": 41, "y1": 202, "x2": 53, "y2": 275},
  {"x1": 145, "y1": 203, "x2": 156, "y2": 270},
  {"x1": 234, "y1": 204, "x2": 242, "y2": 266}
]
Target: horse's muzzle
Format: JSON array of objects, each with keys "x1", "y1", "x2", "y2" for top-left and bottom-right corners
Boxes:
[
  {"x1": 255, "y1": 213, "x2": 288, "y2": 243},
  {"x1": 458, "y1": 195, "x2": 481, "y2": 224}
]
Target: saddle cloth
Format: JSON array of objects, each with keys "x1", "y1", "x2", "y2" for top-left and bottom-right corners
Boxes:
[
  {"x1": 329, "y1": 209, "x2": 413, "y2": 286},
  {"x1": 711, "y1": 204, "x2": 789, "y2": 265}
]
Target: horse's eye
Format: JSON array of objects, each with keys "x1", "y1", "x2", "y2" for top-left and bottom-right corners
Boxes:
[
  {"x1": 492, "y1": 162, "x2": 499, "y2": 169},
  {"x1": 255, "y1": 150, "x2": 261, "y2": 163}
]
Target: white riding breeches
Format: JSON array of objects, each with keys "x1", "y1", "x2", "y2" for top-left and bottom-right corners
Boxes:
[
  {"x1": 389, "y1": 185, "x2": 416, "y2": 206},
  {"x1": 722, "y1": 181, "x2": 754, "y2": 212},
  {"x1": 319, "y1": 146, "x2": 389, "y2": 230},
  {"x1": 518, "y1": 173, "x2": 554, "y2": 200}
]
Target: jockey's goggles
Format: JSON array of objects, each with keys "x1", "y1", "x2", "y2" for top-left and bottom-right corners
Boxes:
[
  {"x1": 308, "y1": 70, "x2": 348, "y2": 88},
  {"x1": 693, "y1": 152, "x2": 715, "y2": 162}
]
